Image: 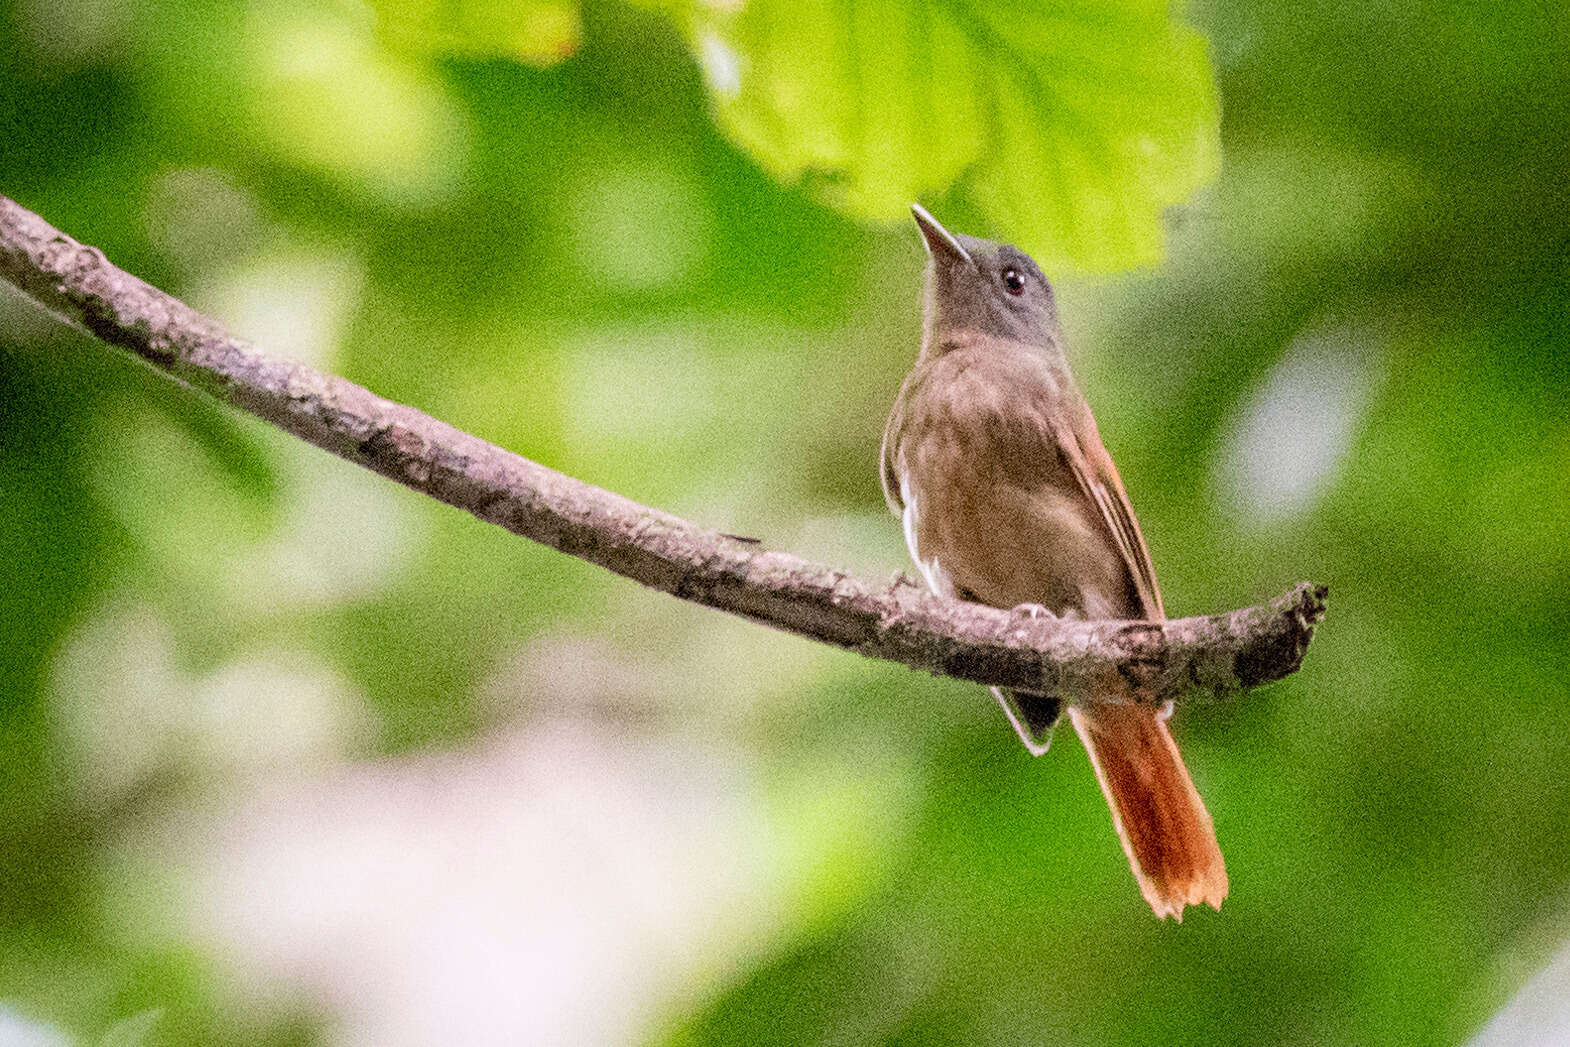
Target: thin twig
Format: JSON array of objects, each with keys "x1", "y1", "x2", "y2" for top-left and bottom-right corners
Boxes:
[{"x1": 0, "y1": 194, "x2": 1326, "y2": 707}]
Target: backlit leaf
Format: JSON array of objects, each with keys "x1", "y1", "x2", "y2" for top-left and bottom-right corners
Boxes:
[{"x1": 658, "y1": 0, "x2": 1219, "y2": 270}]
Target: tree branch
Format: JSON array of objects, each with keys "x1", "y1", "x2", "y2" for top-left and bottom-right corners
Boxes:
[{"x1": 0, "y1": 194, "x2": 1325, "y2": 707}]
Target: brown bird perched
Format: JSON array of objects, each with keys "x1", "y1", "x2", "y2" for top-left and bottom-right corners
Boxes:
[{"x1": 881, "y1": 205, "x2": 1227, "y2": 919}]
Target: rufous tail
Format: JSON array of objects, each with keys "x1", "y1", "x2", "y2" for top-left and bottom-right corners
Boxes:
[{"x1": 1069, "y1": 703, "x2": 1227, "y2": 920}]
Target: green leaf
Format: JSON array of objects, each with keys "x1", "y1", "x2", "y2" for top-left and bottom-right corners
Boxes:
[
  {"x1": 368, "y1": 0, "x2": 578, "y2": 65},
  {"x1": 658, "y1": 0, "x2": 1219, "y2": 271}
]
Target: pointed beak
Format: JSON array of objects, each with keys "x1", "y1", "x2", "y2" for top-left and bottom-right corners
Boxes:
[{"x1": 911, "y1": 203, "x2": 975, "y2": 270}]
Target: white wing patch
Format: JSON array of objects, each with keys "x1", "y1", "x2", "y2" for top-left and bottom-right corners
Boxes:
[
  {"x1": 899, "y1": 466, "x2": 1054, "y2": 756},
  {"x1": 899, "y1": 471, "x2": 953, "y2": 598}
]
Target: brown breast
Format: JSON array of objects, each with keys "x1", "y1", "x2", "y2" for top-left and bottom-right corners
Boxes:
[{"x1": 885, "y1": 341, "x2": 1140, "y2": 618}]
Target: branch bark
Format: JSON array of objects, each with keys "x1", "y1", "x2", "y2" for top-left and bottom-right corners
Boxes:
[{"x1": 0, "y1": 194, "x2": 1326, "y2": 707}]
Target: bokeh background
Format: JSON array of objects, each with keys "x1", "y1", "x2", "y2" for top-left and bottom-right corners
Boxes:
[{"x1": 3, "y1": 0, "x2": 1568, "y2": 1044}]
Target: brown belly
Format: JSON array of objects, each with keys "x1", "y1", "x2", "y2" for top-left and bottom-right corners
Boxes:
[
  {"x1": 888, "y1": 342, "x2": 1142, "y2": 620},
  {"x1": 909, "y1": 451, "x2": 1131, "y2": 617}
]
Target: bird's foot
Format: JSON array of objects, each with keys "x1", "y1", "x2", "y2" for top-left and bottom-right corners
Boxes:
[{"x1": 1009, "y1": 602, "x2": 1056, "y2": 620}]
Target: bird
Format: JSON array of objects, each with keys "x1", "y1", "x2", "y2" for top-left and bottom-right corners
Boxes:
[{"x1": 880, "y1": 204, "x2": 1227, "y2": 919}]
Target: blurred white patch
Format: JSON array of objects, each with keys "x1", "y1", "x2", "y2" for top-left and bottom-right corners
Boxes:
[
  {"x1": 560, "y1": 326, "x2": 719, "y2": 447},
  {"x1": 0, "y1": 1007, "x2": 71, "y2": 1047},
  {"x1": 88, "y1": 594, "x2": 916, "y2": 1046},
  {"x1": 490, "y1": 586, "x2": 846, "y2": 729},
  {"x1": 99, "y1": 1007, "x2": 164, "y2": 1047},
  {"x1": 193, "y1": 245, "x2": 364, "y2": 369},
  {"x1": 565, "y1": 162, "x2": 713, "y2": 292},
  {"x1": 54, "y1": 603, "x2": 371, "y2": 807},
  {"x1": 186, "y1": 651, "x2": 372, "y2": 781},
  {"x1": 235, "y1": 440, "x2": 417, "y2": 611},
  {"x1": 14, "y1": 0, "x2": 128, "y2": 66},
  {"x1": 179, "y1": 724, "x2": 792, "y2": 1047},
  {"x1": 1468, "y1": 938, "x2": 1570, "y2": 1047},
  {"x1": 53, "y1": 602, "x2": 185, "y2": 808},
  {"x1": 486, "y1": 632, "x2": 663, "y2": 720},
  {"x1": 1216, "y1": 324, "x2": 1382, "y2": 526},
  {"x1": 143, "y1": 168, "x2": 265, "y2": 280},
  {"x1": 89, "y1": 406, "x2": 415, "y2": 616},
  {"x1": 792, "y1": 511, "x2": 913, "y2": 583},
  {"x1": 699, "y1": 33, "x2": 742, "y2": 97}
]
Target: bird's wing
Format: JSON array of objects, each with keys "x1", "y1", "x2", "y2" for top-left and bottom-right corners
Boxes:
[{"x1": 1047, "y1": 402, "x2": 1165, "y2": 620}]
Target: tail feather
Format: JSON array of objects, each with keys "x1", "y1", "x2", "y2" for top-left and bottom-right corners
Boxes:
[{"x1": 1069, "y1": 703, "x2": 1227, "y2": 920}]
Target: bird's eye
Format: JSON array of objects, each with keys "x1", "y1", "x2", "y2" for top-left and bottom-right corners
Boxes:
[{"x1": 1002, "y1": 268, "x2": 1025, "y2": 295}]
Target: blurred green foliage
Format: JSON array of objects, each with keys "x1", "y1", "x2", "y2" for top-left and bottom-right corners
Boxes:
[
  {"x1": 371, "y1": 0, "x2": 578, "y2": 65},
  {"x1": 1, "y1": 0, "x2": 1567, "y2": 1045}
]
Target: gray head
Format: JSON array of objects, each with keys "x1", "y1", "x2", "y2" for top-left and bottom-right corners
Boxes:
[{"x1": 911, "y1": 204, "x2": 1061, "y2": 350}]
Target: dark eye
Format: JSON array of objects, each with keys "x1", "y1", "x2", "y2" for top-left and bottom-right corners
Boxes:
[{"x1": 1002, "y1": 268, "x2": 1025, "y2": 295}]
